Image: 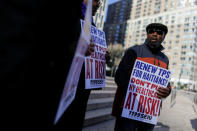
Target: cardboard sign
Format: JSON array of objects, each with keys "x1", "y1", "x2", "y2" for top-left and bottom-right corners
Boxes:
[
  {"x1": 81, "y1": 20, "x2": 107, "y2": 89},
  {"x1": 121, "y1": 59, "x2": 171, "y2": 125},
  {"x1": 54, "y1": 0, "x2": 92, "y2": 124}
]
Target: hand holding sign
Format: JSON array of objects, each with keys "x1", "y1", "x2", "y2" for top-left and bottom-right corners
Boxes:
[
  {"x1": 85, "y1": 39, "x2": 95, "y2": 56},
  {"x1": 81, "y1": 20, "x2": 107, "y2": 90},
  {"x1": 122, "y1": 59, "x2": 171, "y2": 125},
  {"x1": 157, "y1": 86, "x2": 171, "y2": 99},
  {"x1": 105, "y1": 50, "x2": 111, "y2": 63}
]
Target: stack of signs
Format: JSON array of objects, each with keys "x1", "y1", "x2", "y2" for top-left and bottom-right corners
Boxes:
[
  {"x1": 122, "y1": 59, "x2": 171, "y2": 125},
  {"x1": 81, "y1": 20, "x2": 107, "y2": 89}
]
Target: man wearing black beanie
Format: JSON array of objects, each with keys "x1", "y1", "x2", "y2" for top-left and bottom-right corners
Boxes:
[{"x1": 112, "y1": 23, "x2": 171, "y2": 131}]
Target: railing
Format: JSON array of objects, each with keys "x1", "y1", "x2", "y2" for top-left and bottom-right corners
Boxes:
[{"x1": 194, "y1": 94, "x2": 197, "y2": 105}]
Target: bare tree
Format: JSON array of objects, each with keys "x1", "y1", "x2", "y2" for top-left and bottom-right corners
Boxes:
[{"x1": 107, "y1": 43, "x2": 124, "y2": 76}]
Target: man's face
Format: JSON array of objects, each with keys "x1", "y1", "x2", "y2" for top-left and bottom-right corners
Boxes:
[
  {"x1": 92, "y1": 0, "x2": 101, "y2": 16},
  {"x1": 147, "y1": 28, "x2": 164, "y2": 43}
]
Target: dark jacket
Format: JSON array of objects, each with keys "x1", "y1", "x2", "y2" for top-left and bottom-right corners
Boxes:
[
  {"x1": 1, "y1": 0, "x2": 82, "y2": 129},
  {"x1": 112, "y1": 41, "x2": 170, "y2": 117}
]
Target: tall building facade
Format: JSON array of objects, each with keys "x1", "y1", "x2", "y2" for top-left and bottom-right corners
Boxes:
[
  {"x1": 124, "y1": 0, "x2": 197, "y2": 90},
  {"x1": 104, "y1": 0, "x2": 133, "y2": 45},
  {"x1": 93, "y1": 0, "x2": 108, "y2": 30}
]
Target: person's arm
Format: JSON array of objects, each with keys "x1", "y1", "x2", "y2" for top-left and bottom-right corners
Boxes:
[
  {"x1": 115, "y1": 48, "x2": 137, "y2": 94},
  {"x1": 85, "y1": 40, "x2": 95, "y2": 56},
  {"x1": 105, "y1": 51, "x2": 110, "y2": 64},
  {"x1": 157, "y1": 83, "x2": 171, "y2": 98}
]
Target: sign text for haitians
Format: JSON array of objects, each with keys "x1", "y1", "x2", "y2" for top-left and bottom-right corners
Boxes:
[
  {"x1": 121, "y1": 59, "x2": 171, "y2": 125},
  {"x1": 81, "y1": 20, "x2": 107, "y2": 89}
]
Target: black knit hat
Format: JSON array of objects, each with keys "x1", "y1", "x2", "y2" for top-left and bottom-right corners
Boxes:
[{"x1": 146, "y1": 23, "x2": 168, "y2": 35}]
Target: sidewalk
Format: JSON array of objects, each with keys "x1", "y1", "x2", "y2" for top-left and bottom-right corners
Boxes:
[
  {"x1": 83, "y1": 90, "x2": 197, "y2": 131},
  {"x1": 154, "y1": 90, "x2": 197, "y2": 131}
]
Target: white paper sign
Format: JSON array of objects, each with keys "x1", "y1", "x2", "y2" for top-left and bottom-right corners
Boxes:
[
  {"x1": 54, "y1": 0, "x2": 92, "y2": 124},
  {"x1": 81, "y1": 20, "x2": 107, "y2": 89},
  {"x1": 121, "y1": 59, "x2": 171, "y2": 125}
]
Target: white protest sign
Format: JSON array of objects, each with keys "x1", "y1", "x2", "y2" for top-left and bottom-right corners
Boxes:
[
  {"x1": 121, "y1": 59, "x2": 171, "y2": 125},
  {"x1": 81, "y1": 20, "x2": 107, "y2": 89},
  {"x1": 54, "y1": 0, "x2": 92, "y2": 124}
]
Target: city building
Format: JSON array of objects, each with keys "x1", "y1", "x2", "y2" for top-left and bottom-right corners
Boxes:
[
  {"x1": 124, "y1": 0, "x2": 197, "y2": 90},
  {"x1": 93, "y1": 0, "x2": 108, "y2": 30},
  {"x1": 104, "y1": 0, "x2": 133, "y2": 45}
]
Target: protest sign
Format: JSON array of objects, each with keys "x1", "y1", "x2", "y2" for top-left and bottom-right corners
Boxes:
[
  {"x1": 121, "y1": 59, "x2": 171, "y2": 125},
  {"x1": 81, "y1": 20, "x2": 107, "y2": 89},
  {"x1": 54, "y1": 0, "x2": 92, "y2": 124}
]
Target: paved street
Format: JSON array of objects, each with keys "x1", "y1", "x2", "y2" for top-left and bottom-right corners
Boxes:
[
  {"x1": 154, "y1": 90, "x2": 197, "y2": 131},
  {"x1": 83, "y1": 90, "x2": 197, "y2": 131}
]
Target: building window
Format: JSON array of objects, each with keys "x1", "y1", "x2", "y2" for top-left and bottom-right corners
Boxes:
[
  {"x1": 173, "y1": 62, "x2": 177, "y2": 66},
  {"x1": 181, "y1": 57, "x2": 185, "y2": 60},
  {"x1": 184, "y1": 29, "x2": 189, "y2": 32},
  {"x1": 181, "y1": 51, "x2": 186, "y2": 55}
]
